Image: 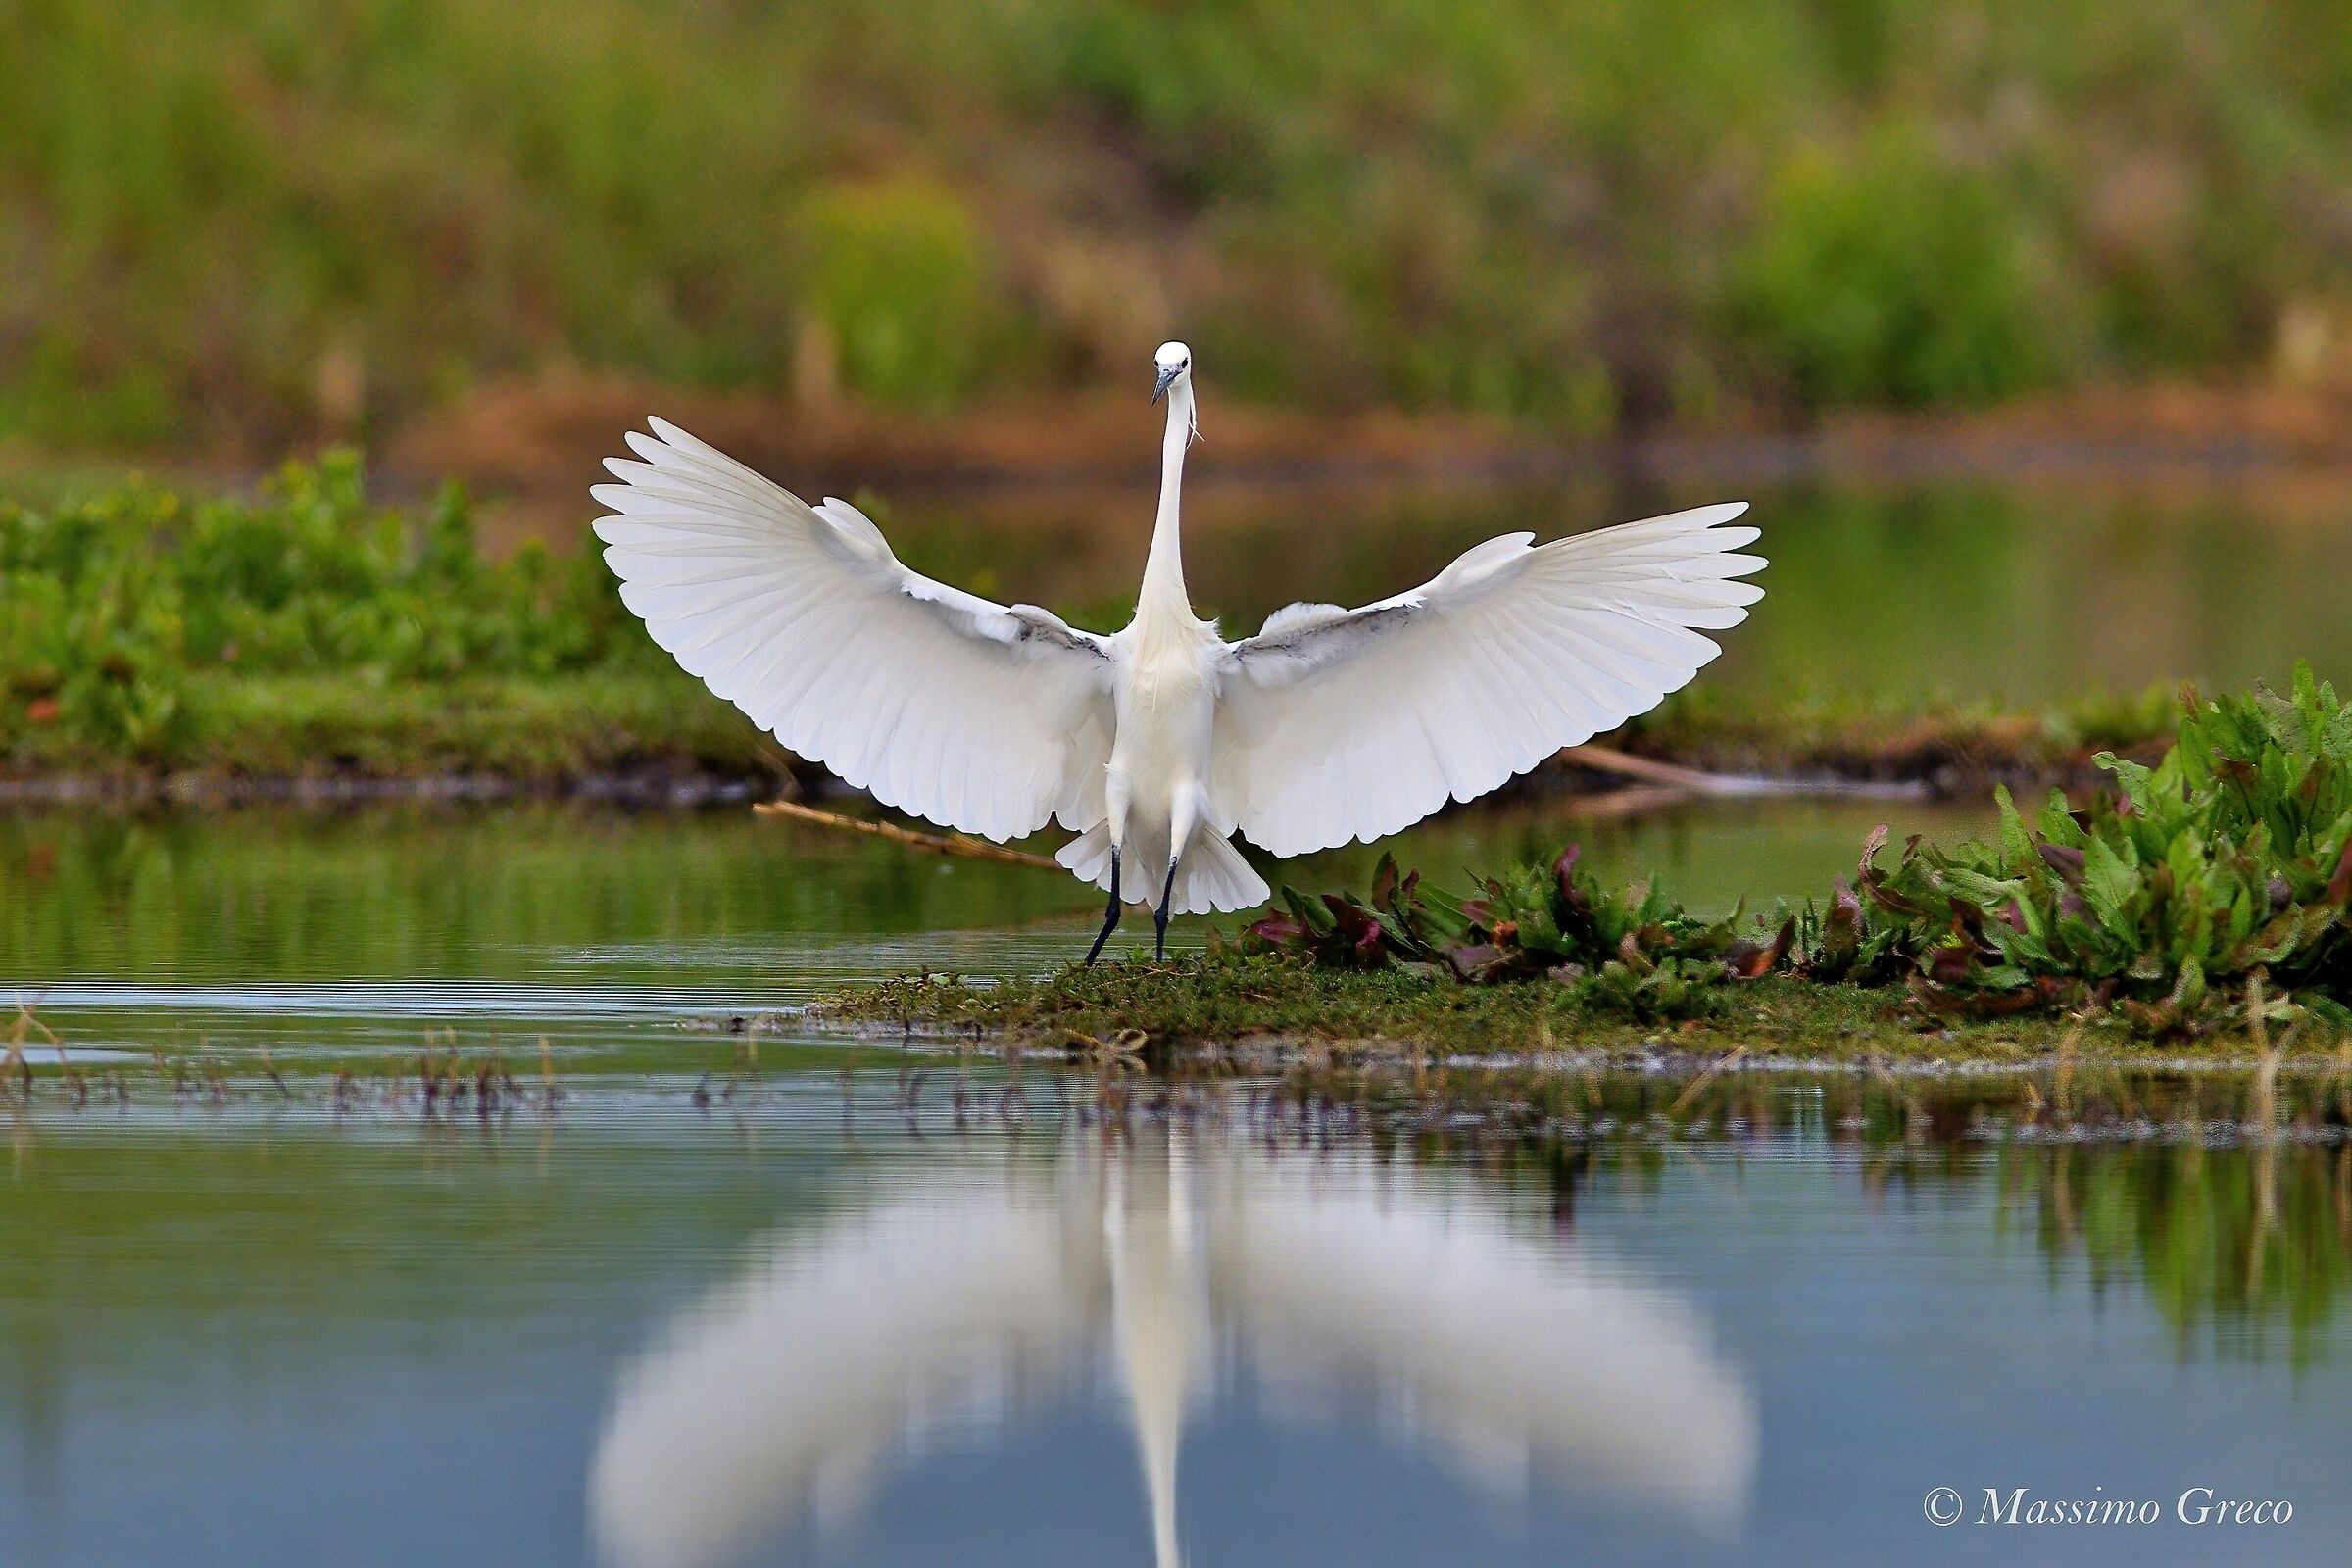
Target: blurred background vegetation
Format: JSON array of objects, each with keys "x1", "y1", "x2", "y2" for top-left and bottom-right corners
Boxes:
[{"x1": 5, "y1": 0, "x2": 2352, "y2": 453}]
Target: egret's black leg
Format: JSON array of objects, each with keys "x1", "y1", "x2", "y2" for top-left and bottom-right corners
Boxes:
[
  {"x1": 1154, "y1": 858, "x2": 1179, "y2": 962},
  {"x1": 1084, "y1": 849, "x2": 1123, "y2": 966}
]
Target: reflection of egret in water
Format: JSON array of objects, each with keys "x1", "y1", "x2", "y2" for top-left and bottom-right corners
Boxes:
[{"x1": 590, "y1": 1131, "x2": 1756, "y2": 1567}]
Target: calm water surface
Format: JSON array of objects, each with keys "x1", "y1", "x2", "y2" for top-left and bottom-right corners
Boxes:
[{"x1": 4, "y1": 802, "x2": 2352, "y2": 1567}]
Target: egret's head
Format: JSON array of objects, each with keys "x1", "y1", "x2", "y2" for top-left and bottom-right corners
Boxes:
[{"x1": 1151, "y1": 341, "x2": 1192, "y2": 404}]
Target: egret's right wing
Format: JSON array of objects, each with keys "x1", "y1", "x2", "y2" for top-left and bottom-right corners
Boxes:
[
  {"x1": 1213, "y1": 504, "x2": 1762, "y2": 855},
  {"x1": 590, "y1": 1188, "x2": 1092, "y2": 1568},
  {"x1": 594, "y1": 419, "x2": 1114, "y2": 841}
]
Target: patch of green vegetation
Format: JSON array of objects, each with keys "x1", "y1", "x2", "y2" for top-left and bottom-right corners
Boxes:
[
  {"x1": 6, "y1": 1, "x2": 2352, "y2": 440},
  {"x1": 826, "y1": 917, "x2": 2324, "y2": 1063},
  {"x1": 1250, "y1": 665, "x2": 2352, "y2": 1034},
  {"x1": 799, "y1": 177, "x2": 1009, "y2": 413},
  {"x1": 1726, "y1": 128, "x2": 2068, "y2": 408},
  {"x1": 0, "y1": 452, "x2": 761, "y2": 776},
  {"x1": 831, "y1": 958, "x2": 2230, "y2": 1063},
  {"x1": 1828, "y1": 664, "x2": 2352, "y2": 1029}
]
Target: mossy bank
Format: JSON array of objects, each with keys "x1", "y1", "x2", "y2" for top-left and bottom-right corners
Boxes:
[{"x1": 821, "y1": 956, "x2": 2352, "y2": 1071}]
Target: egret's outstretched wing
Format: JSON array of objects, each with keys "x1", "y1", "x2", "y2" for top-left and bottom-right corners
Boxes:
[
  {"x1": 1212, "y1": 505, "x2": 1762, "y2": 855},
  {"x1": 1203, "y1": 1158, "x2": 1757, "y2": 1527},
  {"x1": 594, "y1": 418, "x2": 1114, "y2": 841},
  {"x1": 590, "y1": 1188, "x2": 1096, "y2": 1568}
]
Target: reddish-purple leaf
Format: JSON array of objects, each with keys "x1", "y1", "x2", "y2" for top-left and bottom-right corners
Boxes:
[
  {"x1": 2328, "y1": 841, "x2": 2352, "y2": 906},
  {"x1": 2036, "y1": 842, "x2": 2085, "y2": 882},
  {"x1": 1249, "y1": 913, "x2": 1306, "y2": 946},
  {"x1": 1552, "y1": 845, "x2": 1584, "y2": 903},
  {"x1": 1728, "y1": 916, "x2": 1794, "y2": 979}
]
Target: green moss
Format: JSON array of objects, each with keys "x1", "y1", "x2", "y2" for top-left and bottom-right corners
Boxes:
[{"x1": 820, "y1": 956, "x2": 2282, "y2": 1064}]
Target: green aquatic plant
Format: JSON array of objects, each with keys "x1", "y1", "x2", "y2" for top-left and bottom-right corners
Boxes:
[
  {"x1": 1244, "y1": 847, "x2": 1789, "y2": 1021},
  {"x1": 1248, "y1": 665, "x2": 2352, "y2": 1035},
  {"x1": 1856, "y1": 664, "x2": 2352, "y2": 1026}
]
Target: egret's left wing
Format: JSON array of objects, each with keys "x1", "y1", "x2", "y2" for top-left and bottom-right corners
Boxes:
[
  {"x1": 1204, "y1": 1159, "x2": 1756, "y2": 1526},
  {"x1": 1212, "y1": 505, "x2": 1762, "y2": 855}
]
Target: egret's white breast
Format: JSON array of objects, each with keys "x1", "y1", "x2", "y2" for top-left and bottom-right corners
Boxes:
[{"x1": 1108, "y1": 633, "x2": 1219, "y2": 816}]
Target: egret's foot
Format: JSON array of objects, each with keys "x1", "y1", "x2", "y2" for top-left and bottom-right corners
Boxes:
[
  {"x1": 1153, "y1": 858, "x2": 1178, "y2": 962},
  {"x1": 1084, "y1": 850, "x2": 1123, "y2": 967}
]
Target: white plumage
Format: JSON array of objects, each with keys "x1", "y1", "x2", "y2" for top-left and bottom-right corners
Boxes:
[
  {"x1": 593, "y1": 340, "x2": 1764, "y2": 958},
  {"x1": 588, "y1": 1132, "x2": 1758, "y2": 1568}
]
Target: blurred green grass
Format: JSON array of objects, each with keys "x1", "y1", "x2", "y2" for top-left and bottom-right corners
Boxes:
[
  {"x1": 4, "y1": 0, "x2": 2350, "y2": 447},
  {"x1": 0, "y1": 450, "x2": 763, "y2": 775}
]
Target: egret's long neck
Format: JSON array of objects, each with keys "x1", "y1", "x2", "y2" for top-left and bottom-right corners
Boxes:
[{"x1": 1138, "y1": 380, "x2": 1195, "y2": 624}]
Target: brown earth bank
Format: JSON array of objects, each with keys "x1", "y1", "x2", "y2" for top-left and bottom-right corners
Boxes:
[
  {"x1": 371, "y1": 371, "x2": 2352, "y2": 543},
  {"x1": 18, "y1": 372, "x2": 2352, "y2": 546},
  {"x1": 0, "y1": 724, "x2": 2152, "y2": 811}
]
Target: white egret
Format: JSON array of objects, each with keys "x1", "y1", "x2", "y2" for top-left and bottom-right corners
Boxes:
[{"x1": 593, "y1": 341, "x2": 1764, "y2": 960}]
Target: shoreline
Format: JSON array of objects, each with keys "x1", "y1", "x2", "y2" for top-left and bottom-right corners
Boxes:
[
  {"x1": 15, "y1": 375, "x2": 2352, "y2": 545},
  {"x1": 0, "y1": 745, "x2": 2064, "y2": 810},
  {"x1": 808, "y1": 966, "x2": 2329, "y2": 1074},
  {"x1": 391, "y1": 374, "x2": 2352, "y2": 546},
  {"x1": 797, "y1": 1009, "x2": 2336, "y2": 1080},
  {"x1": 0, "y1": 694, "x2": 2148, "y2": 809}
]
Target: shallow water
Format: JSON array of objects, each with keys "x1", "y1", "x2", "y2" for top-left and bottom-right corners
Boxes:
[
  {"x1": 0, "y1": 795, "x2": 1978, "y2": 1063},
  {"x1": 5, "y1": 801, "x2": 2352, "y2": 1566}
]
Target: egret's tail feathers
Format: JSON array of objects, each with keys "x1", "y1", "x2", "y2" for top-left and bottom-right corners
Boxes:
[
  {"x1": 1055, "y1": 824, "x2": 1116, "y2": 890},
  {"x1": 1171, "y1": 828, "x2": 1269, "y2": 915},
  {"x1": 1055, "y1": 824, "x2": 1270, "y2": 916}
]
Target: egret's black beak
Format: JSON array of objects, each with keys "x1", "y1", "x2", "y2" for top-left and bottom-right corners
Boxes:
[{"x1": 1152, "y1": 363, "x2": 1182, "y2": 404}]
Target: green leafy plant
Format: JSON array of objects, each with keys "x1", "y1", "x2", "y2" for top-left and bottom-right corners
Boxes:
[
  {"x1": 0, "y1": 452, "x2": 664, "y2": 758},
  {"x1": 1245, "y1": 847, "x2": 1789, "y2": 1020},
  {"x1": 798, "y1": 178, "x2": 1004, "y2": 412},
  {"x1": 1850, "y1": 664, "x2": 2352, "y2": 1028},
  {"x1": 1245, "y1": 665, "x2": 2352, "y2": 1038}
]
